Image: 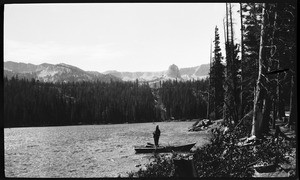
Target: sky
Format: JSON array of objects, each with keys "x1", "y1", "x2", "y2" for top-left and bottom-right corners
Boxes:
[{"x1": 4, "y1": 3, "x2": 241, "y2": 72}]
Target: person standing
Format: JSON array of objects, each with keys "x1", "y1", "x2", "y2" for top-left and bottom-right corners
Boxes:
[{"x1": 153, "y1": 125, "x2": 161, "y2": 146}]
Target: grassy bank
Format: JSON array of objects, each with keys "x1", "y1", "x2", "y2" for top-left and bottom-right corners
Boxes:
[{"x1": 128, "y1": 118, "x2": 296, "y2": 178}]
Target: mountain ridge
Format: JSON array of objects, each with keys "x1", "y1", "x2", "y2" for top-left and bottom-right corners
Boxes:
[
  {"x1": 103, "y1": 63, "x2": 209, "y2": 81},
  {"x1": 4, "y1": 61, "x2": 121, "y2": 83},
  {"x1": 4, "y1": 61, "x2": 209, "y2": 83}
]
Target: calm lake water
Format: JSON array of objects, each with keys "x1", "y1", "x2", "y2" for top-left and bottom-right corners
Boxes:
[{"x1": 4, "y1": 121, "x2": 212, "y2": 177}]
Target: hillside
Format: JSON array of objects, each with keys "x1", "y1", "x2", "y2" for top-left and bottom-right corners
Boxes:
[
  {"x1": 103, "y1": 64, "x2": 209, "y2": 82},
  {"x1": 4, "y1": 61, "x2": 121, "y2": 83}
]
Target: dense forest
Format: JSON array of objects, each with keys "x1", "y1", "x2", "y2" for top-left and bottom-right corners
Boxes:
[
  {"x1": 159, "y1": 79, "x2": 208, "y2": 120},
  {"x1": 4, "y1": 76, "x2": 209, "y2": 128},
  {"x1": 207, "y1": 2, "x2": 296, "y2": 137}
]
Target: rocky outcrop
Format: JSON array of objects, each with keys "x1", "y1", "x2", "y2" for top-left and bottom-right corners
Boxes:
[{"x1": 166, "y1": 64, "x2": 181, "y2": 79}]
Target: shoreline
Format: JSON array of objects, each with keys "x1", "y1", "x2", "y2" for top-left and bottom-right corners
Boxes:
[
  {"x1": 128, "y1": 119, "x2": 224, "y2": 177},
  {"x1": 128, "y1": 118, "x2": 296, "y2": 178}
]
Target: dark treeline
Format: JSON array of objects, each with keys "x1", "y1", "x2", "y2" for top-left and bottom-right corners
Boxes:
[
  {"x1": 159, "y1": 79, "x2": 209, "y2": 120},
  {"x1": 4, "y1": 76, "x2": 209, "y2": 128}
]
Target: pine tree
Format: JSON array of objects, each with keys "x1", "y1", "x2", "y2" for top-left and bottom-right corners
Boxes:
[{"x1": 210, "y1": 26, "x2": 225, "y2": 119}]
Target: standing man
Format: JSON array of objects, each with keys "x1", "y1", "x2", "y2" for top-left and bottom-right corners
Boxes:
[{"x1": 153, "y1": 125, "x2": 161, "y2": 147}]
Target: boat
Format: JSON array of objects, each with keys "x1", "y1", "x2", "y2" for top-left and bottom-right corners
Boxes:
[{"x1": 134, "y1": 143, "x2": 196, "y2": 153}]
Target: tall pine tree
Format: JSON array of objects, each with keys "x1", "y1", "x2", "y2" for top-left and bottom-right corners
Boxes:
[{"x1": 210, "y1": 26, "x2": 225, "y2": 120}]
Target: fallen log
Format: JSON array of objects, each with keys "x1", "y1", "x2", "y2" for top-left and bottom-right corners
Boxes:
[{"x1": 188, "y1": 119, "x2": 212, "y2": 132}]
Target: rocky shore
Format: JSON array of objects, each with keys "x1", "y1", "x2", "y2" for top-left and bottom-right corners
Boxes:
[{"x1": 128, "y1": 118, "x2": 296, "y2": 178}]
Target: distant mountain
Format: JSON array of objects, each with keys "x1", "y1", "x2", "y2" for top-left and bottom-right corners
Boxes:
[
  {"x1": 180, "y1": 64, "x2": 210, "y2": 80},
  {"x1": 4, "y1": 61, "x2": 40, "y2": 73},
  {"x1": 4, "y1": 61, "x2": 121, "y2": 83},
  {"x1": 103, "y1": 70, "x2": 165, "y2": 81},
  {"x1": 103, "y1": 63, "x2": 209, "y2": 82},
  {"x1": 4, "y1": 61, "x2": 209, "y2": 84}
]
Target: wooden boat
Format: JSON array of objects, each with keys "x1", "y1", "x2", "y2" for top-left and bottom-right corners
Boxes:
[{"x1": 134, "y1": 143, "x2": 196, "y2": 153}]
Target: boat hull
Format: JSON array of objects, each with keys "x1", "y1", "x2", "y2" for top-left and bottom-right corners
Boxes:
[{"x1": 134, "y1": 143, "x2": 196, "y2": 153}]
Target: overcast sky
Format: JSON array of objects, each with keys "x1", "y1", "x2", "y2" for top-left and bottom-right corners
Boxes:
[{"x1": 4, "y1": 3, "x2": 240, "y2": 72}]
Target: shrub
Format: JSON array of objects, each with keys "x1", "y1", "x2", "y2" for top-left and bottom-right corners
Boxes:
[
  {"x1": 129, "y1": 118, "x2": 295, "y2": 178},
  {"x1": 128, "y1": 153, "x2": 175, "y2": 177}
]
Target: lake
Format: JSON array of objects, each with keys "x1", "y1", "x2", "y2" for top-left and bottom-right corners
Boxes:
[{"x1": 4, "y1": 121, "x2": 212, "y2": 177}]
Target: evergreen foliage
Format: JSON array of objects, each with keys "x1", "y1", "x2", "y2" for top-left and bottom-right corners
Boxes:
[
  {"x1": 4, "y1": 77, "x2": 156, "y2": 127},
  {"x1": 223, "y1": 37, "x2": 241, "y2": 123},
  {"x1": 209, "y1": 26, "x2": 225, "y2": 119},
  {"x1": 4, "y1": 77, "x2": 209, "y2": 127},
  {"x1": 159, "y1": 79, "x2": 208, "y2": 120}
]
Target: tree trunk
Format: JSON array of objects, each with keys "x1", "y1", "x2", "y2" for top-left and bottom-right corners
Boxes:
[
  {"x1": 276, "y1": 72, "x2": 285, "y2": 121},
  {"x1": 288, "y1": 22, "x2": 296, "y2": 126},
  {"x1": 223, "y1": 17, "x2": 228, "y2": 121},
  {"x1": 223, "y1": 18, "x2": 227, "y2": 44},
  {"x1": 226, "y1": 3, "x2": 229, "y2": 47},
  {"x1": 230, "y1": 3, "x2": 240, "y2": 124},
  {"x1": 288, "y1": 75, "x2": 295, "y2": 126},
  {"x1": 278, "y1": 94, "x2": 285, "y2": 120},
  {"x1": 207, "y1": 95, "x2": 210, "y2": 119},
  {"x1": 223, "y1": 3, "x2": 229, "y2": 121},
  {"x1": 262, "y1": 94, "x2": 271, "y2": 133},
  {"x1": 272, "y1": 5, "x2": 278, "y2": 129},
  {"x1": 239, "y1": 3, "x2": 244, "y2": 120},
  {"x1": 251, "y1": 3, "x2": 267, "y2": 137},
  {"x1": 273, "y1": 93, "x2": 277, "y2": 128}
]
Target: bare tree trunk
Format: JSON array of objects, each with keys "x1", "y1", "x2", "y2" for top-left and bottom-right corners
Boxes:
[
  {"x1": 271, "y1": 5, "x2": 278, "y2": 129},
  {"x1": 272, "y1": 99, "x2": 276, "y2": 129},
  {"x1": 223, "y1": 3, "x2": 229, "y2": 121},
  {"x1": 251, "y1": 3, "x2": 267, "y2": 137},
  {"x1": 276, "y1": 70, "x2": 285, "y2": 122},
  {"x1": 229, "y1": 3, "x2": 234, "y2": 47},
  {"x1": 223, "y1": 18, "x2": 227, "y2": 44},
  {"x1": 239, "y1": 3, "x2": 244, "y2": 120},
  {"x1": 222, "y1": 18, "x2": 227, "y2": 120},
  {"x1": 288, "y1": 21, "x2": 296, "y2": 126},
  {"x1": 288, "y1": 74, "x2": 295, "y2": 126},
  {"x1": 222, "y1": 18, "x2": 228, "y2": 119},
  {"x1": 226, "y1": 3, "x2": 229, "y2": 47},
  {"x1": 229, "y1": 3, "x2": 239, "y2": 124}
]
